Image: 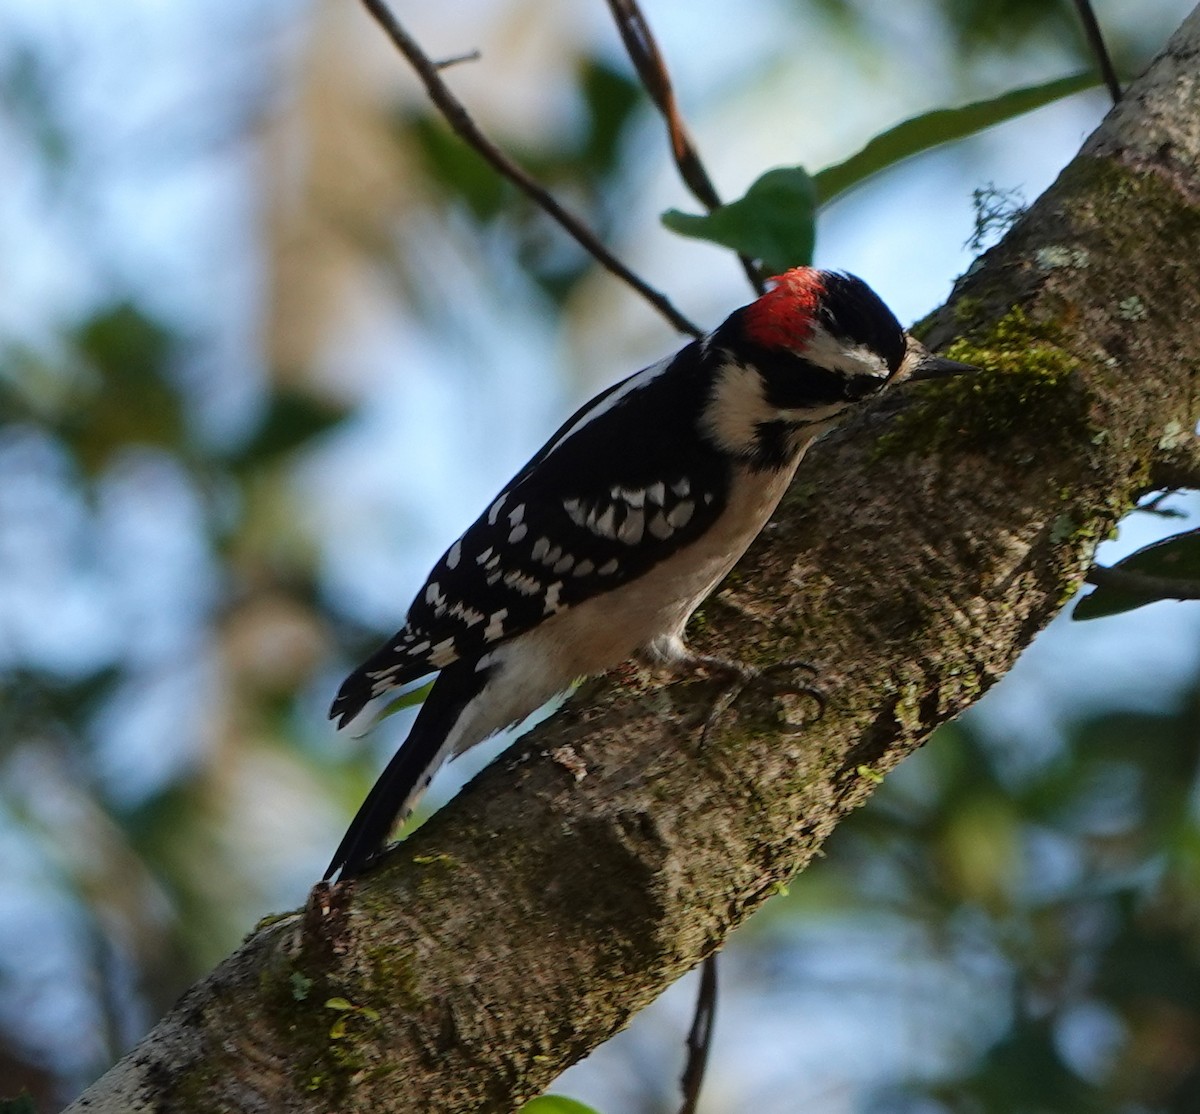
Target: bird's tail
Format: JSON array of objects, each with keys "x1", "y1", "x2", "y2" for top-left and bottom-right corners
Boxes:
[{"x1": 324, "y1": 662, "x2": 487, "y2": 880}]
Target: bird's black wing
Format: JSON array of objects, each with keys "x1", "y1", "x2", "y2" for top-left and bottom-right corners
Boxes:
[{"x1": 330, "y1": 346, "x2": 730, "y2": 726}]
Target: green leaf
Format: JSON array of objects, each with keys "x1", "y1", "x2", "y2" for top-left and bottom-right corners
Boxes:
[
  {"x1": 232, "y1": 388, "x2": 347, "y2": 470},
  {"x1": 661, "y1": 166, "x2": 816, "y2": 273},
  {"x1": 290, "y1": 971, "x2": 313, "y2": 1001},
  {"x1": 323, "y1": 996, "x2": 353, "y2": 1012},
  {"x1": 345, "y1": 680, "x2": 434, "y2": 740},
  {"x1": 69, "y1": 303, "x2": 184, "y2": 472},
  {"x1": 813, "y1": 71, "x2": 1100, "y2": 206},
  {"x1": 517, "y1": 1097, "x2": 603, "y2": 1114},
  {"x1": 1116, "y1": 528, "x2": 1200, "y2": 579},
  {"x1": 576, "y1": 59, "x2": 640, "y2": 178},
  {"x1": 404, "y1": 112, "x2": 507, "y2": 222},
  {"x1": 0, "y1": 1093, "x2": 38, "y2": 1114},
  {"x1": 1071, "y1": 586, "x2": 1142, "y2": 622},
  {"x1": 1072, "y1": 528, "x2": 1200, "y2": 621},
  {"x1": 376, "y1": 681, "x2": 435, "y2": 724}
]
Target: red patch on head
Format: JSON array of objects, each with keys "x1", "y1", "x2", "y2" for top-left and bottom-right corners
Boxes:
[{"x1": 741, "y1": 267, "x2": 824, "y2": 352}]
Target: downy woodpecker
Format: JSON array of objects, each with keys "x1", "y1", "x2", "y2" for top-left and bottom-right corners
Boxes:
[{"x1": 326, "y1": 267, "x2": 969, "y2": 880}]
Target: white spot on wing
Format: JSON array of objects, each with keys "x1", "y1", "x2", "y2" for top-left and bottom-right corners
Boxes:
[
  {"x1": 509, "y1": 523, "x2": 528, "y2": 543},
  {"x1": 448, "y1": 602, "x2": 484, "y2": 627},
  {"x1": 487, "y1": 494, "x2": 507, "y2": 525},
  {"x1": 617, "y1": 508, "x2": 644, "y2": 545},
  {"x1": 553, "y1": 553, "x2": 575, "y2": 574},
  {"x1": 648, "y1": 512, "x2": 672, "y2": 540},
  {"x1": 531, "y1": 536, "x2": 550, "y2": 562},
  {"x1": 543, "y1": 581, "x2": 564, "y2": 614},
  {"x1": 592, "y1": 505, "x2": 616, "y2": 538},
  {"x1": 621, "y1": 487, "x2": 646, "y2": 508},
  {"x1": 598, "y1": 558, "x2": 619, "y2": 575},
  {"x1": 484, "y1": 609, "x2": 508, "y2": 642},
  {"x1": 508, "y1": 503, "x2": 526, "y2": 527},
  {"x1": 425, "y1": 582, "x2": 444, "y2": 606},
  {"x1": 503, "y1": 570, "x2": 542, "y2": 596},
  {"x1": 476, "y1": 546, "x2": 494, "y2": 566},
  {"x1": 564, "y1": 497, "x2": 586, "y2": 526},
  {"x1": 671, "y1": 477, "x2": 691, "y2": 497},
  {"x1": 429, "y1": 637, "x2": 458, "y2": 666},
  {"x1": 647, "y1": 482, "x2": 666, "y2": 505},
  {"x1": 446, "y1": 539, "x2": 462, "y2": 569},
  {"x1": 573, "y1": 559, "x2": 595, "y2": 577},
  {"x1": 667, "y1": 501, "x2": 694, "y2": 529}
]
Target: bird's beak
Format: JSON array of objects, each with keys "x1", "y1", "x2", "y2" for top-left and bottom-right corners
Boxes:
[{"x1": 907, "y1": 348, "x2": 974, "y2": 384}]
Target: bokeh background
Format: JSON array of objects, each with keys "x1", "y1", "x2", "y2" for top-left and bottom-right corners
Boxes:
[{"x1": 1, "y1": 1, "x2": 1198, "y2": 1111}]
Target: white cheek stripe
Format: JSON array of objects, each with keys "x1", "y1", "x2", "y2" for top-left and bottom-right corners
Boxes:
[
  {"x1": 701, "y1": 361, "x2": 772, "y2": 455},
  {"x1": 803, "y1": 322, "x2": 889, "y2": 379},
  {"x1": 701, "y1": 334, "x2": 887, "y2": 454}
]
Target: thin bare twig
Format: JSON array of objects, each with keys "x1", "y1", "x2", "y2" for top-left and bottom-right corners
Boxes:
[
  {"x1": 605, "y1": 0, "x2": 765, "y2": 295},
  {"x1": 678, "y1": 954, "x2": 718, "y2": 1114},
  {"x1": 431, "y1": 49, "x2": 480, "y2": 70},
  {"x1": 1071, "y1": 0, "x2": 1122, "y2": 104},
  {"x1": 358, "y1": 0, "x2": 702, "y2": 338}
]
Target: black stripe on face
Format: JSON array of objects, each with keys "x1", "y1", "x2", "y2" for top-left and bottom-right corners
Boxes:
[{"x1": 756, "y1": 360, "x2": 888, "y2": 411}]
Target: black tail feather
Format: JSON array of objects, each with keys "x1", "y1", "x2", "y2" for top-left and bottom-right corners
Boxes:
[{"x1": 324, "y1": 663, "x2": 485, "y2": 881}]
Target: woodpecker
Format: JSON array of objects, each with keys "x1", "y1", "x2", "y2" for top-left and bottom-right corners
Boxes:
[{"x1": 326, "y1": 267, "x2": 970, "y2": 880}]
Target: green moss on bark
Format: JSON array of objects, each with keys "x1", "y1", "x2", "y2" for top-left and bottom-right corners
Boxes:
[{"x1": 875, "y1": 307, "x2": 1090, "y2": 458}]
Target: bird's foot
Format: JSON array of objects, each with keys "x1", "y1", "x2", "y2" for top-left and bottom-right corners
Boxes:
[{"x1": 680, "y1": 654, "x2": 825, "y2": 746}]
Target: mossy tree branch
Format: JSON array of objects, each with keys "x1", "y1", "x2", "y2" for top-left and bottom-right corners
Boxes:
[{"x1": 65, "y1": 8, "x2": 1200, "y2": 1113}]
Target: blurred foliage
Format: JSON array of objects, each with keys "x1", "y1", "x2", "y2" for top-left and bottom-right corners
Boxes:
[
  {"x1": 0, "y1": 1093, "x2": 38, "y2": 1114},
  {"x1": 518, "y1": 1096, "x2": 603, "y2": 1114},
  {"x1": 806, "y1": 0, "x2": 1123, "y2": 72},
  {"x1": 783, "y1": 684, "x2": 1200, "y2": 1113},
  {"x1": 396, "y1": 58, "x2": 643, "y2": 304},
  {"x1": 0, "y1": 214, "x2": 352, "y2": 1104},
  {"x1": 0, "y1": 1, "x2": 1196, "y2": 1113}
]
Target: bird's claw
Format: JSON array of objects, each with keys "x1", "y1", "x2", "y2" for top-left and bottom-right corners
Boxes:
[{"x1": 695, "y1": 657, "x2": 825, "y2": 746}]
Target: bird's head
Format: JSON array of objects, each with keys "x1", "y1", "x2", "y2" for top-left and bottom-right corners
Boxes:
[{"x1": 702, "y1": 267, "x2": 972, "y2": 466}]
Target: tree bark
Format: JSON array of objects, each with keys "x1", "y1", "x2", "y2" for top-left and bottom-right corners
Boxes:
[{"x1": 66, "y1": 9, "x2": 1200, "y2": 1113}]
